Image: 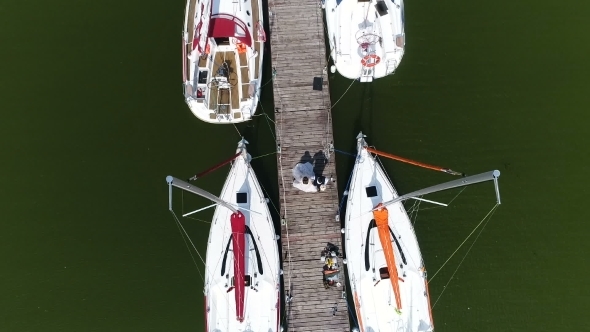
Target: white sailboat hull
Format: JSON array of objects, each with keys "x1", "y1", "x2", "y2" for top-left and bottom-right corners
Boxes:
[
  {"x1": 344, "y1": 137, "x2": 433, "y2": 331},
  {"x1": 182, "y1": 0, "x2": 266, "y2": 123},
  {"x1": 325, "y1": 0, "x2": 405, "y2": 82},
  {"x1": 204, "y1": 151, "x2": 281, "y2": 331}
]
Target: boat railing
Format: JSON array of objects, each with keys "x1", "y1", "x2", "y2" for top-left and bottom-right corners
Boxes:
[{"x1": 385, "y1": 59, "x2": 397, "y2": 75}]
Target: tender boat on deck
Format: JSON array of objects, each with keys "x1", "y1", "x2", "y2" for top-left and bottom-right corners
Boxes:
[
  {"x1": 182, "y1": 0, "x2": 266, "y2": 123},
  {"x1": 324, "y1": 0, "x2": 405, "y2": 82}
]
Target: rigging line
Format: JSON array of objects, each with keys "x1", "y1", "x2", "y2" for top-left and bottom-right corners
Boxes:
[
  {"x1": 184, "y1": 215, "x2": 212, "y2": 223},
  {"x1": 248, "y1": 176, "x2": 279, "y2": 285},
  {"x1": 429, "y1": 203, "x2": 500, "y2": 283},
  {"x1": 233, "y1": 123, "x2": 241, "y2": 137},
  {"x1": 409, "y1": 187, "x2": 468, "y2": 215},
  {"x1": 447, "y1": 186, "x2": 468, "y2": 205},
  {"x1": 251, "y1": 151, "x2": 277, "y2": 160},
  {"x1": 369, "y1": 152, "x2": 429, "y2": 269},
  {"x1": 330, "y1": 78, "x2": 357, "y2": 110},
  {"x1": 170, "y1": 209, "x2": 204, "y2": 282},
  {"x1": 259, "y1": 68, "x2": 277, "y2": 89},
  {"x1": 334, "y1": 149, "x2": 356, "y2": 157},
  {"x1": 280, "y1": 162, "x2": 294, "y2": 291},
  {"x1": 258, "y1": 104, "x2": 277, "y2": 141},
  {"x1": 249, "y1": 220, "x2": 279, "y2": 287},
  {"x1": 259, "y1": 182, "x2": 280, "y2": 215},
  {"x1": 405, "y1": 198, "x2": 420, "y2": 214},
  {"x1": 171, "y1": 209, "x2": 207, "y2": 266},
  {"x1": 408, "y1": 199, "x2": 422, "y2": 226},
  {"x1": 373, "y1": 151, "x2": 394, "y2": 188},
  {"x1": 431, "y1": 204, "x2": 500, "y2": 309},
  {"x1": 407, "y1": 187, "x2": 467, "y2": 224},
  {"x1": 367, "y1": 147, "x2": 464, "y2": 176},
  {"x1": 188, "y1": 152, "x2": 241, "y2": 181},
  {"x1": 265, "y1": 112, "x2": 276, "y2": 125},
  {"x1": 270, "y1": 84, "x2": 287, "y2": 205},
  {"x1": 275, "y1": 102, "x2": 293, "y2": 299}
]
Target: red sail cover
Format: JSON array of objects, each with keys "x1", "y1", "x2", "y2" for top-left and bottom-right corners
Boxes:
[
  {"x1": 230, "y1": 211, "x2": 246, "y2": 322},
  {"x1": 373, "y1": 203, "x2": 402, "y2": 310}
]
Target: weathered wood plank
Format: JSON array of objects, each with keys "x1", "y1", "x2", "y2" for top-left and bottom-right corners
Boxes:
[{"x1": 269, "y1": 0, "x2": 350, "y2": 330}]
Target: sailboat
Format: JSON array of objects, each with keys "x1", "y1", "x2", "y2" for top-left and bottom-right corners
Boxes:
[
  {"x1": 323, "y1": 0, "x2": 405, "y2": 82},
  {"x1": 182, "y1": 0, "x2": 266, "y2": 123},
  {"x1": 344, "y1": 133, "x2": 501, "y2": 331},
  {"x1": 166, "y1": 139, "x2": 281, "y2": 331}
]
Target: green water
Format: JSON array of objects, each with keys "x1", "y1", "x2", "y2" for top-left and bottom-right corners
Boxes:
[{"x1": 1, "y1": 0, "x2": 589, "y2": 331}]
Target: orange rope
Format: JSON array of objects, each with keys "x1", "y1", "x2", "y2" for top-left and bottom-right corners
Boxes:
[{"x1": 365, "y1": 147, "x2": 464, "y2": 176}]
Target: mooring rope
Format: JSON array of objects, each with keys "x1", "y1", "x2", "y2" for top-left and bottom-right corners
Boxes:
[
  {"x1": 251, "y1": 151, "x2": 277, "y2": 160},
  {"x1": 233, "y1": 123, "x2": 241, "y2": 137},
  {"x1": 331, "y1": 78, "x2": 357, "y2": 109}
]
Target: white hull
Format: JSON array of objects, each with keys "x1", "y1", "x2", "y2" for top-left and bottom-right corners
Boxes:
[
  {"x1": 345, "y1": 135, "x2": 433, "y2": 331},
  {"x1": 324, "y1": 0, "x2": 405, "y2": 82},
  {"x1": 204, "y1": 144, "x2": 281, "y2": 331},
  {"x1": 182, "y1": 0, "x2": 266, "y2": 123}
]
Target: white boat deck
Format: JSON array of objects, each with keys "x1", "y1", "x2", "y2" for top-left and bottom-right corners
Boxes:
[
  {"x1": 182, "y1": 0, "x2": 265, "y2": 123},
  {"x1": 345, "y1": 137, "x2": 433, "y2": 331},
  {"x1": 325, "y1": 0, "x2": 405, "y2": 81},
  {"x1": 205, "y1": 151, "x2": 281, "y2": 332}
]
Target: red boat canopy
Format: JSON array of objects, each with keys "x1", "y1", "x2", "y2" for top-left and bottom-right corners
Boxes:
[{"x1": 208, "y1": 14, "x2": 252, "y2": 47}]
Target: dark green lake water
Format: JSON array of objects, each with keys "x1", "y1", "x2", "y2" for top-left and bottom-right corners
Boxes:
[{"x1": 1, "y1": 0, "x2": 589, "y2": 331}]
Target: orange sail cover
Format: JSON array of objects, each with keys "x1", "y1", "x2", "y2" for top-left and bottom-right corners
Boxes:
[{"x1": 373, "y1": 203, "x2": 402, "y2": 310}]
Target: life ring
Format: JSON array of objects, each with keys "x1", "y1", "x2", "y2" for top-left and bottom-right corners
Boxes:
[
  {"x1": 361, "y1": 54, "x2": 381, "y2": 67},
  {"x1": 236, "y1": 43, "x2": 247, "y2": 54}
]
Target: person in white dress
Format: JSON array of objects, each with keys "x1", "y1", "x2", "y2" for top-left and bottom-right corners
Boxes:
[{"x1": 292, "y1": 162, "x2": 318, "y2": 193}]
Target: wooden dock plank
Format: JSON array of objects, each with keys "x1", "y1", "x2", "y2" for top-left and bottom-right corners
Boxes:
[{"x1": 269, "y1": 0, "x2": 351, "y2": 330}]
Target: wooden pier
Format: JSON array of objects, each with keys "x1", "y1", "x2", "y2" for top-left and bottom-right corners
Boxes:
[{"x1": 268, "y1": 0, "x2": 351, "y2": 331}]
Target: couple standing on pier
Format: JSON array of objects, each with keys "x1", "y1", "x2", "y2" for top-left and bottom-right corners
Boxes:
[{"x1": 292, "y1": 151, "x2": 334, "y2": 193}]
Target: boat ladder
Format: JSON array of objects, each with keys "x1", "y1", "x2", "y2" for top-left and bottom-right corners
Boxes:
[
  {"x1": 385, "y1": 59, "x2": 398, "y2": 75},
  {"x1": 360, "y1": 67, "x2": 374, "y2": 83}
]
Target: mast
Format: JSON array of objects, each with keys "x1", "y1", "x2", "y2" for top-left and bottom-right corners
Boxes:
[
  {"x1": 366, "y1": 147, "x2": 464, "y2": 176},
  {"x1": 188, "y1": 152, "x2": 241, "y2": 181},
  {"x1": 188, "y1": 138, "x2": 248, "y2": 181},
  {"x1": 381, "y1": 170, "x2": 501, "y2": 208},
  {"x1": 166, "y1": 176, "x2": 239, "y2": 213},
  {"x1": 357, "y1": 132, "x2": 463, "y2": 176}
]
